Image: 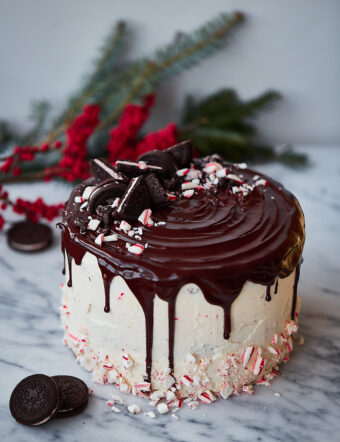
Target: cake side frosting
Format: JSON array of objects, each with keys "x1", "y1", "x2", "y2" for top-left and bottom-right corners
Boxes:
[
  {"x1": 61, "y1": 252, "x2": 300, "y2": 399},
  {"x1": 58, "y1": 141, "x2": 305, "y2": 404}
]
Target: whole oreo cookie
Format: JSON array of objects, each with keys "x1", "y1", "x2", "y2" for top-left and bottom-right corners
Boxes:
[
  {"x1": 7, "y1": 221, "x2": 52, "y2": 252},
  {"x1": 166, "y1": 140, "x2": 193, "y2": 168},
  {"x1": 137, "y1": 150, "x2": 178, "y2": 176},
  {"x1": 9, "y1": 374, "x2": 60, "y2": 426},
  {"x1": 88, "y1": 179, "x2": 127, "y2": 214},
  {"x1": 51, "y1": 375, "x2": 88, "y2": 418}
]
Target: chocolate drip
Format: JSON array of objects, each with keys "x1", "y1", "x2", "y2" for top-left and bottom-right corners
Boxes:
[
  {"x1": 168, "y1": 300, "x2": 176, "y2": 372},
  {"x1": 59, "y1": 161, "x2": 305, "y2": 382},
  {"x1": 274, "y1": 278, "x2": 279, "y2": 294},
  {"x1": 291, "y1": 261, "x2": 301, "y2": 320},
  {"x1": 66, "y1": 254, "x2": 73, "y2": 287},
  {"x1": 97, "y1": 259, "x2": 115, "y2": 313}
]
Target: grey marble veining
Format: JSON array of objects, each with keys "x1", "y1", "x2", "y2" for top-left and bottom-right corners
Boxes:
[{"x1": 0, "y1": 146, "x2": 339, "y2": 442}]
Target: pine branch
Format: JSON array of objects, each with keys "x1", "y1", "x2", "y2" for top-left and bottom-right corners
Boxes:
[
  {"x1": 179, "y1": 87, "x2": 307, "y2": 166},
  {"x1": 41, "y1": 21, "x2": 127, "y2": 145},
  {"x1": 95, "y1": 11, "x2": 245, "y2": 132},
  {"x1": 0, "y1": 120, "x2": 14, "y2": 151},
  {"x1": 20, "y1": 100, "x2": 51, "y2": 145}
]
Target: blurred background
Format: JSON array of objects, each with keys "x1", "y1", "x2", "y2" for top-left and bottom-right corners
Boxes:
[{"x1": 0, "y1": 0, "x2": 339, "y2": 147}]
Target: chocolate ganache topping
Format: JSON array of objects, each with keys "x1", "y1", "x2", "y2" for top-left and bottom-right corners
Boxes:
[{"x1": 58, "y1": 140, "x2": 305, "y2": 381}]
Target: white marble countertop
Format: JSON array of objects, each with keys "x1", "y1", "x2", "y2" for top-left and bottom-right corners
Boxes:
[{"x1": 1, "y1": 146, "x2": 339, "y2": 442}]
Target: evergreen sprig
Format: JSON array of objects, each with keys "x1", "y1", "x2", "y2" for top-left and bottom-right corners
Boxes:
[
  {"x1": 36, "y1": 11, "x2": 244, "y2": 147},
  {"x1": 179, "y1": 88, "x2": 307, "y2": 166},
  {"x1": 0, "y1": 11, "x2": 307, "y2": 184}
]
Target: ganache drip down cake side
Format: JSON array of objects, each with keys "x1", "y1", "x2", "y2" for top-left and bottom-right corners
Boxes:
[{"x1": 58, "y1": 140, "x2": 305, "y2": 404}]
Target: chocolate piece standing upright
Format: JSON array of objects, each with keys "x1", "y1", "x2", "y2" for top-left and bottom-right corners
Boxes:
[
  {"x1": 89, "y1": 158, "x2": 129, "y2": 183},
  {"x1": 116, "y1": 176, "x2": 150, "y2": 220},
  {"x1": 145, "y1": 173, "x2": 169, "y2": 205},
  {"x1": 167, "y1": 140, "x2": 193, "y2": 168},
  {"x1": 137, "y1": 150, "x2": 178, "y2": 176}
]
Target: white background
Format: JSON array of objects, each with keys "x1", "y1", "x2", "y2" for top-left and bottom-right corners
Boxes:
[{"x1": 0, "y1": 0, "x2": 339, "y2": 145}]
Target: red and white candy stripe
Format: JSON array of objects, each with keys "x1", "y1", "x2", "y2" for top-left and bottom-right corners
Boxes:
[
  {"x1": 138, "y1": 208, "x2": 152, "y2": 226},
  {"x1": 242, "y1": 346, "x2": 254, "y2": 368},
  {"x1": 252, "y1": 355, "x2": 266, "y2": 376},
  {"x1": 127, "y1": 243, "x2": 144, "y2": 255}
]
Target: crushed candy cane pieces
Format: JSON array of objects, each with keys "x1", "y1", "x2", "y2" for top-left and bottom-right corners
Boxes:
[
  {"x1": 138, "y1": 209, "x2": 152, "y2": 226},
  {"x1": 127, "y1": 244, "x2": 144, "y2": 255},
  {"x1": 87, "y1": 219, "x2": 100, "y2": 231},
  {"x1": 183, "y1": 189, "x2": 194, "y2": 198},
  {"x1": 82, "y1": 186, "x2": 95, "y2": 200},
  {"x1": 157, "y1": 403, "x2": 170, "y2": 415},
  {"x1": 242, "y1": 346, "x2": 254, "y2": 368},
  {"x1": 95, "y1": 233, "x2": 104, "y2": 246},
  {"x1": 128, "y1": 404, "x2": 141, "y2": 414}
]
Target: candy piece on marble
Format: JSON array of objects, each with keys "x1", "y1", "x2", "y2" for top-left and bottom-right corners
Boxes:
[
  {"x1": 157, "y1": 403, "x2": 170, "y2": 415},
  {"x1": 127, "y1": 404, "x2": 141, "y2": 414}
]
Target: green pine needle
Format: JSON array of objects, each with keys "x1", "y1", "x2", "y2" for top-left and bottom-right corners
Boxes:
[{"x1": 180, "y1": 87, "x2": 307, "y2": 166}]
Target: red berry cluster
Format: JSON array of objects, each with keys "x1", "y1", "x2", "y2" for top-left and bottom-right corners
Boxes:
[
  {"x1": 0, "y1": 143, "x2": 61, "y2": 176},
  {"x1": 0, "y1": 96, "x2": 180, "y2": 231},
  {"x1": 136, "y1": 123, "x2": 177, "y2": 157},
  {"x1": 107, "y1": 95, "x2": 154, "y2": 163},
  {"x1": 0, "y1": 185, "x2": 64, "y2": 229},
  {"x1": 13, "y1": 197, "x2": 64, "y2": 222},
  {"x1": 44, "y1": 105, "x2": 100, "y2": 182},
  {"x1": 107, "y1": 95, "x2": 178, "y2": 163}
]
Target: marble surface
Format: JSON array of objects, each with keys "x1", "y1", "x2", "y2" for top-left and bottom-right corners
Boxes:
[{"x1": 0, "y1": 146, "x2": 339, "y2": 442}]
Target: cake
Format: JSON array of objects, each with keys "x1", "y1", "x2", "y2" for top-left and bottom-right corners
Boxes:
[{"x1": 58, "y1": 141, "x2": 305, "y2": 406}]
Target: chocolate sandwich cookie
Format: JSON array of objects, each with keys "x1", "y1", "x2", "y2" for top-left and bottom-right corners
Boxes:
[
  {"x1": 116, "y1": 175, "x2": 150, "y2": 220},
  {"x1": 51, "y1": 376, "x2": 89, "y2": 418},
  {"x1": 87, "y1": 179, "x2": 127, "y2": 214},
  {"x1": 145, "y1": 173, "x2": 169, "y2": 205},
  {"x1": 116, "y1": 159, "x2": 165, "y2": 178},
  {"x1": 166, "y1": 140, "x2": 193, "y2": 168},
  {"x1": 7, "y1": 221, "x2": 52, "y2": 252},
  {"x1": 9, "y1": 374, "x2": 60, "y2": 426},
  {"x1": 137, "y1": 150, "x2": 178, "y2": 176},
  {"x1": 89, "y1": 158, "x2": 129, "y2": 183}
]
